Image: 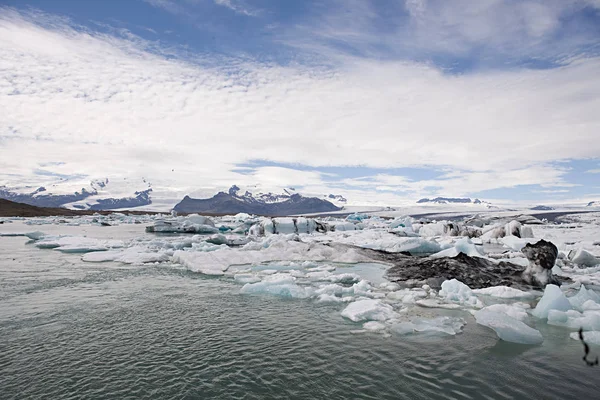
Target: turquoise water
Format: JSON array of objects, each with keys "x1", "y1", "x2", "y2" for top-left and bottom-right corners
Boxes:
[{"x1": 1, "y1": 227, "x2": 600, "y2": 399}]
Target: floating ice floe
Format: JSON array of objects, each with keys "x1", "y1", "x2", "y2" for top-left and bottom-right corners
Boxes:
[
  {"x1": 82, "y1": 247, "x2": 170, "y2": 264},
  {"x1": 569, "y1": 331, "x2": 600, "y2": 346},
  {"x1": 472, "y1": 286, "x2": 536, "y2": 299},
  {"x1": 474, "y1": 310, "x2": 543, "y2": 345},
  {"x1": 240, "y1": 274, "x2": 312, "y2": 299},
  {"x1": 172, "y1": 238, "x2": 370, "y2": 275},
  {"x1": 341, "y1": 299, "x2": 398, "y2": 322},
  {"x1": 35, "y1": 236, "x2": 125, "y2": 253},
  {"x1": 391, "y1": 316, "x2": 466, "y2": 336}
]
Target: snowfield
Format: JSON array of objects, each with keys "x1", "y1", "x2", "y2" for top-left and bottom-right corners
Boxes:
[{"x1": 2, "y1": 209, "x2": 600, "y2": 345}]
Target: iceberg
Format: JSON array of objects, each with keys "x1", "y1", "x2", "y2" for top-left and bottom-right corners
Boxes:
[
  {"x1": 568, "y1": 248, "x2": 599, "y2": 267},
  {"x1": 145, "y1": 215, "x2": 217, "y2": 234},
  {"x1": 474, "y1": 310, "x2": 543, "y2": 344},
  {"x1": 531, "y1": 284, "x2": 571, "y2": 319},
  {"x1": 568, "y1": 285, "x2": 600, "y2": 312},
  {"x1": 439, "y1": 279, "x2": 482, "y2": 308}
]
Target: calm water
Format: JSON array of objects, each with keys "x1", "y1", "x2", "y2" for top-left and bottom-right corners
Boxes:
[{"x1": 1, "y1": 224, "x2": 599, "y2": 399}]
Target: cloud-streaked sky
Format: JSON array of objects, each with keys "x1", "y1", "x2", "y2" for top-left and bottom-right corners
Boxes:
[{"x1": 1, "y1": 0, "x2": 599, "y2": 206}]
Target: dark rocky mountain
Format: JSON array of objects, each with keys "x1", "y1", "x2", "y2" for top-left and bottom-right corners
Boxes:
[
  {"x1": 173, "y1": 186, "x2": 341, "y2": 216},
  {"x1": 588, "y1": 201, "x2": 598, "y2": 207},
  {"x1": 417, "y1": 197, "x2": 482, "y2": 204},
  {"x1": 327, "y1": 194, "x2": 347, "y2": 203},
  {"x1": 530, "y1": 205, "x2": 555, "y2": 211},
  {"x1": 0, "y1": 199, "x2": 87, "y2": 217},
  {"x1": 0, "y1": 186, "x2": 95, "y2": 208}
]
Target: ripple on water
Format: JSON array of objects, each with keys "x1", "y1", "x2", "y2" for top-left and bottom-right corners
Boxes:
[{"x1": 1, "y1": 239, "x2": 600, "y2": 399}]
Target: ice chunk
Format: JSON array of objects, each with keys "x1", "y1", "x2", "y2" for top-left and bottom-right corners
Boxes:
[
  {"x1": 472, "y1": 286, "x2": 535, "y2": 299},
  {"x1": 414, "y1": 299, "x2": 462, "y2": 309},
  {"x1": 439, "y1": 279, "x2": 482, "y2": 308},
  {"x1": 500, "y1": 236, "x2": 537, "y2": 252},
  {"x1": 205, "y1": 234, "x2": 250, "y2": 246},
  {"x1": 569, "y1": 331, "x2": 600, "y2": 346},
  {"x1": 430, "y1": 237, "x2": 484, "y2": 259},
  {"x1": 418, "y1": 222, "x2": 446, "y2": 237},
  {"x1": 329, "y1": 221, "x2": 361, "y2": 232},
  {"x1": 25, "y1": 231, "x2": 45, "y2": 240},
  {"x1": 474, "y1": 310, "x2": 543, "y2": 344},
  {"x1": 547, "y1": 309, "x2": 600, "y2": 331},
  {"x1": 568, "y1": 248, "x2": 599, "y2": 267},
  {"x1": 391, "y1": 317, "x2": 465, "y2": 336},
  {"x1": 35, "y1": 236, "x2": 124, "y2": 253},
  {"x1": 363, "y1": 321, "x2": 386, "y2": 331},
  {"x1": 531, "y1": 284, "x2": 572, "y2": 319},
  {"x1": 479, "y1": 304, "x2": 528, "y2": 321},
  {"x1": 240, "y1": 274, "x2": 311, "y2": 299},
  {"x1": 146, "y1": 216, "x2": 217, "y2": 234},
  {"x1": 234, "y1": 273, "x2": 262, "y2": 284},
  {"x1": 341, "y1": 299, "x2": 397, "y2": 322},
  {"x1": 82, "y1": 248, "x2": 169, "y2": 264},
  {"x1": 568, "y1": 285, "x2": 600, "y2": 312}
]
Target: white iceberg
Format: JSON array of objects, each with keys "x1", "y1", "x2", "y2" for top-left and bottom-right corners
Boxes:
[
  {"x1": 531, "y1": 284, "x2": 572, "y2": 319},
  {"x1": 439, "y1": 279, "x2": 482, "y2": 308}
]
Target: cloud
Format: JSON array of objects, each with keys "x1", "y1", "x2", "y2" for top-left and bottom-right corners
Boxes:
[
  {"x1": 586, "y1": 169, "x2": 600, "y2": 173},
  {"x1": 282, "y1": 0, "x2": 600, "y2": 67},
  {"x1": 0, "y1": 7, "x2": 599, "y2": 204},
  {"x1": 213, "y1": 0, "x2": 259, "y2": 16}
]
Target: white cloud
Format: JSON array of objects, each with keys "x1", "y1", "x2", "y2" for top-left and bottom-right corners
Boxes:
[
  {"x1": 1, "y1": 7, "x2": 599, "y2": 204},
  {"x1": 283, "y1": 0, "x2": 599, "y2": 65},
  {"x1": 586, "y1": 169, "x2": 600, "y2": 173},
  {"x1": 213, "y1": 0, "x2": 259, "y2": 16}
]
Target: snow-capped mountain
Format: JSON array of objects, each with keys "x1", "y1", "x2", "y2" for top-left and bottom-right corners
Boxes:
[
  {"x1": 417, "y1": 197, "x2": 483, "y2": 204},
  {"x1": 173, "y1": 185, "x2": 342, "y2": 215},
  {"x1": 0, "y1": 177, "x2": 153, "y2": 210}
]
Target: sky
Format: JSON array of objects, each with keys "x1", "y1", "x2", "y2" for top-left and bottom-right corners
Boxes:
[{"x1": 1, "y1": 0, "x2": 600, "y2": 207}]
